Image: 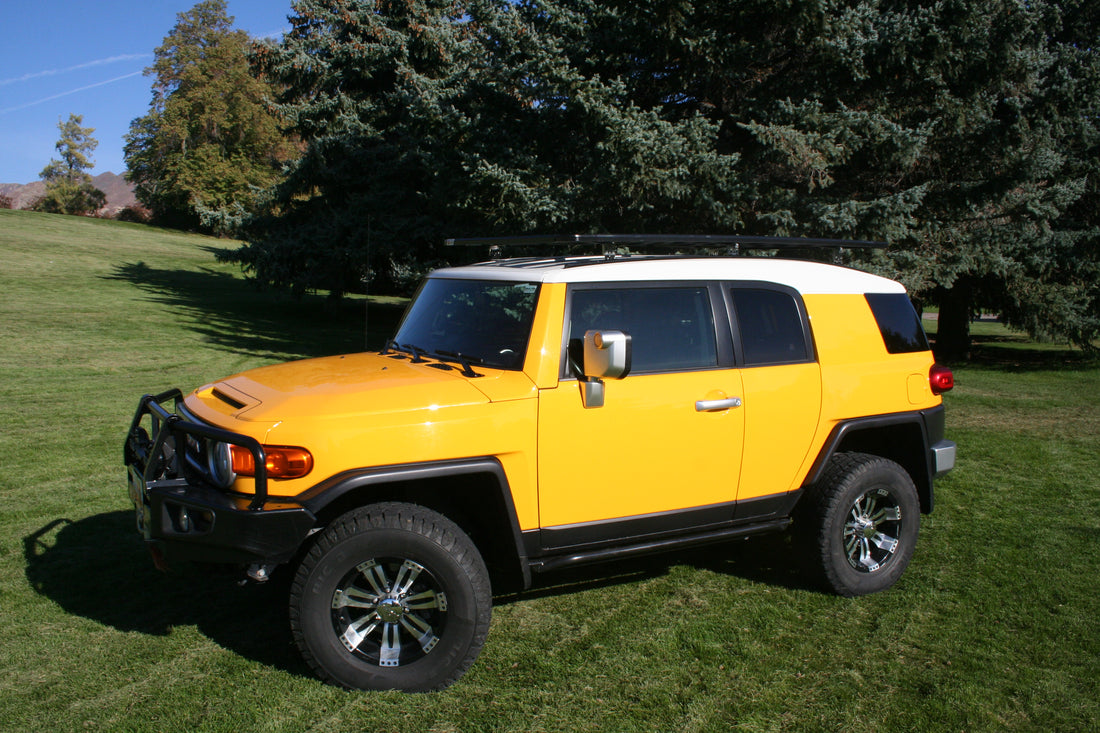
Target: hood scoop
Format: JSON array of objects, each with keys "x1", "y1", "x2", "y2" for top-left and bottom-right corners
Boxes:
[{"x1": 212, "y1": 388, "x2": 246, "y2": 410}]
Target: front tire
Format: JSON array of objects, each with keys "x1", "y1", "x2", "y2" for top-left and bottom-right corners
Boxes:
[
  {"x1": 290, "y1": 502, "x2": 491, "y2": 691},
  {"x1": 799, "y1": 453, "x2": 920, "y2": 597}
]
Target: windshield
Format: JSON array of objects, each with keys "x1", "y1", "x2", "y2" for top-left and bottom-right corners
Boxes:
[{"x1": 392, "y1": 278, "x2": 540, "y2": 371}]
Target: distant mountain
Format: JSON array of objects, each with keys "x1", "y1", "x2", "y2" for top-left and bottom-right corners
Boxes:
[
  {"x1": 0, "y1": 180, "x2": 44, "y2": 210},
  {"x1": 0, "y1": 172, "x2": 138, "y2": 215}
]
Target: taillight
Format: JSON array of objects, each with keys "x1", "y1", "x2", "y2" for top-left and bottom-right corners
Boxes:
[
  {"x1": 930, "y1": 364, "x2": 955, "y2": 395},
  {"x1": 230, "y1": 444, "x2": 314, "y2": 479}
]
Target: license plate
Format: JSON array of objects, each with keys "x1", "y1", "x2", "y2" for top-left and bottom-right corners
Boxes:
[{"x1": 127, "y1": 469, "x2": 151, "y2": 537}]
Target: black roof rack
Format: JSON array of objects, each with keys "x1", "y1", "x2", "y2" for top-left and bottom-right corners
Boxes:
[{"x1": 444, "y1": 233, "x2": 885, "y2": 253}]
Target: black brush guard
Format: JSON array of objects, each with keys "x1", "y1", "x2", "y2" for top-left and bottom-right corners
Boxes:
[
  {"x1": 125, "y1": 388, "x2": 270, "y2": 510},
  {"x1": 124, "y1": 389, "x2": 314, "y2": 568}
]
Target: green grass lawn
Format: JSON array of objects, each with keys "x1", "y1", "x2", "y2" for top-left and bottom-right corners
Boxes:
[{"x1": 1, "y1": 209, "x2": 1097, "y2": 731}]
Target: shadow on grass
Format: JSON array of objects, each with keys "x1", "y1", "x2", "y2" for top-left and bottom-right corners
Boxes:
[
  {"x1": 104, "y1": 261, "x2": 406, "y2": 360},
  {"x1": 964, "y1": 334, "x2": 1100, "y2": 372},
  {"x1": 928, "y1": 320, "x2": 1099, "y2": 373},
  {"x1": 24, "y1": 511, "x2": 814, "y2": 677},
  {"x1": 23, "y1": 512, "x2": 311, "y2": 680}
]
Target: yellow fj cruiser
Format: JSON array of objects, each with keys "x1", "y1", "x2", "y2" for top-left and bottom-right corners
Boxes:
[{"x1": 125, "y1": 234, "x2": 955, "y2": 691}]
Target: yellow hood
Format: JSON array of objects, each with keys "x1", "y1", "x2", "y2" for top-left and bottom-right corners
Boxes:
[{"x1": 188, "y1": 351, "x2": 534, "y2": 425}]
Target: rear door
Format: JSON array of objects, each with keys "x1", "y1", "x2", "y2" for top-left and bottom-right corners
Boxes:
[{"x1": 727, "y1": 285, "x2": 822, "y2": 508}]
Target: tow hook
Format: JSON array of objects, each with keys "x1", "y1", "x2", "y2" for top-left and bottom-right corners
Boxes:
[{"x1": 242, "y1": 563, "x2": 275, "y2": 584}]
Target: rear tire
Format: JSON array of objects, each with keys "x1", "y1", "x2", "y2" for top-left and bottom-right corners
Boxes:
[
  {"x1": 798, "y1": 453, "x2": 920, "y2": 597},
  {"x1": 290, "y1": 502, "x2": 491, "y2": 691}
]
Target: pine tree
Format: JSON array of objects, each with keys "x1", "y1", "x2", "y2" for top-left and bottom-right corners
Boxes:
[
  {"x1": 233, "y1": 0, "x2": 743, "y2": 295},
  {"x1": 35, "y1": 114, "x2": 106, "y2": 216},
  {"x1": 124, "y1": 0, "x2": 296, "y2": 233},
  {"x1": 556, "y1": 0, "x2": 1099, "y2": 357},
  {"x1": 231, "y1": 0, "x2": 1099, "y2": 355}
]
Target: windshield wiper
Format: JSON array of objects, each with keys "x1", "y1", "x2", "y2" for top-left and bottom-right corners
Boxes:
[
  {"x1": 434, "y1": 350, "x2": 483, "y2": 378},
  {"x1": 382, "y1": 341, "x2": 482, "y2": 377},
  {"x1": 381, "y1": 340, "x2": 429, "y2": 363}
]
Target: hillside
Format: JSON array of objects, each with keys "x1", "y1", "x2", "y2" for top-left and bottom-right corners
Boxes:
[{"x1": 0, "y1": 171, "x2": 137, "y2": 214}]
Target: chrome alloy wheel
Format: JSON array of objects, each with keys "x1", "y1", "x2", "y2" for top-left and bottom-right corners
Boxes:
[
  {"x1": 331, "y1": 557, "x2": 449, "y2": 668},
  {"x1": 843, "y1": 487, "x2": 903, "y2": 573}
]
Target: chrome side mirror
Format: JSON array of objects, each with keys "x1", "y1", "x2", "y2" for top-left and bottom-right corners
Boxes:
[
  {"x1": 581, "y1": 330, "x2": 631, "y2": 408},
  {"x1": 583, "y1": 330, "x2": 631, "y2": 379}
]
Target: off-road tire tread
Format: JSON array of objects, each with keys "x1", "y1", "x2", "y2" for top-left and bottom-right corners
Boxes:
[
  {"x1": 795, "y1": 452, "x2": 918, "y2": 597},
  {"x1": 289, "y1": 501, "x2": 491, "y2": 692}
]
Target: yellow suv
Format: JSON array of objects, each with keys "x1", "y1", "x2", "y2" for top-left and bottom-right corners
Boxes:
[{"x1": 125, "y1": 234, "x2": 955, "y2": 691}]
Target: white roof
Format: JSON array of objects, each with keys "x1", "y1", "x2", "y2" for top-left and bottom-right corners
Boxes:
[{"x1": 429, "y1": 256, "x2": 906, "y2": 295}]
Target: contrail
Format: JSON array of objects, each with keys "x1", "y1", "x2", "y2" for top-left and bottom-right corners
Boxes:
[
  {"x1": 0, "y1": 71, "x2": 145, "y2": 115},
  {"x1": 255, "y1": 26, "x2": 288, "y2": 40},
  {"x1": 0, "y1": 54, "x2": 150, "y2": 87}
]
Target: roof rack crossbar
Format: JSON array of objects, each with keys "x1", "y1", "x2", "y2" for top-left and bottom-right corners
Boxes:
[{"x1": 444, "y1": 234, "x2": 885, "y2": 250}]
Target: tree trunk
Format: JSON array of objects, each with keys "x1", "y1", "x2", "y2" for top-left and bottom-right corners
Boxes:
[{"x1": 935, "y1": 280, "x2": 973, "y2": 362}]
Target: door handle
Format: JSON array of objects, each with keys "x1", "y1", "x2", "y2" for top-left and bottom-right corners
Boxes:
[{"x1": 695, "y1": 397, "x2": 742, "y2": 412}]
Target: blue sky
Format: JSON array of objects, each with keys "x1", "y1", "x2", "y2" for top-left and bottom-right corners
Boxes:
[{"x1": 0, "y1": 1, "x2": 293, "y2": 184}]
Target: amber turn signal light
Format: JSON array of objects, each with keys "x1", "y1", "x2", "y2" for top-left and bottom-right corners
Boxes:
[{"x1": 230, "y1": 444, "x2": 314, "y2": 479}]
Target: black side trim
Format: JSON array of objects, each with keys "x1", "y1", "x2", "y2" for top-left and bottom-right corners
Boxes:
[
  {"x1": 923, "y1": 404, "x2": 947, "y2": 445},
  {"x1": 733, "y1": 490, "x2": 803, "y2": 521},
  {"x1": 539, "y1": 501, "x2": 739, "y2": 551},
  {"x1": 532, "y1": 491, "x2": 801, "y2": 564}
]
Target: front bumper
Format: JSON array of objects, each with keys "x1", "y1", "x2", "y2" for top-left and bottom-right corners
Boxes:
[{"x1": 124, "y1": 390, "x2": 315, "y2": 567}]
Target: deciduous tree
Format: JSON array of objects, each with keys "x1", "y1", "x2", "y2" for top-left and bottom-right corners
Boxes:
[{"x1": 124, "y1": 0, "x2": 296, "y2": 233}]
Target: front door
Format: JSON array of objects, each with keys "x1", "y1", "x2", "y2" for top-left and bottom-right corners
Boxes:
[{"x1": 536, "y1": 283, "x2": 744, "y2": 548}]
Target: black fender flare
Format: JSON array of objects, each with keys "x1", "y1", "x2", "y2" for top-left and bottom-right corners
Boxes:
[
  {"x1": 803, "y1": 407, "x2": 944, "y2": 514},
  {"x1": 294, "y1": 457, "x2": 532, "y2": 587}
]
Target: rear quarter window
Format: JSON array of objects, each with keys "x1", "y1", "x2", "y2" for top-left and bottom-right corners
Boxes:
[
  {"x1": 865, "y1": 293, "x2": 930, "y2": 354},
  {"x1": 731, "y1": 288, "x2": 812, "y2": 366}
]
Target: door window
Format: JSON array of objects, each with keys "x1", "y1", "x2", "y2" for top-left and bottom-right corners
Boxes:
[{"x1": 567, "y1": 286, "x2": 718, "y2": 373}]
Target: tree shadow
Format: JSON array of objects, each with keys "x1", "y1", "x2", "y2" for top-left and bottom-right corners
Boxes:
[
  {"x1": 927, "y1": 320, "x2": 1099, "y2": 373},
  {"x1": 23, "y1": 512, "x2": 311, "y2": 679},
  {"x1": 965, "y1": 334, "x2": 1099, "y2": 372},
  {"x1": 104, "y1": 259, "x2": 405, "y2": 360}
]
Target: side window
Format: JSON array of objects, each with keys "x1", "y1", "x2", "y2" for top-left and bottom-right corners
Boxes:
[
  {"x1": 731, "y1": 288, "x2": 811, "y2": 366},
  {"x1": 568, "y1": 286, "x2": 718, "y2": 373},
  {"x1": 865, "y1": 293, "x2": 930, "y2": 354}
]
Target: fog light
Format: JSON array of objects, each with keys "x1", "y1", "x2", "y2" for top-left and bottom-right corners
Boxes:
[{"x1": 178, "y1": 507, "x2": 192, "y2": 533}]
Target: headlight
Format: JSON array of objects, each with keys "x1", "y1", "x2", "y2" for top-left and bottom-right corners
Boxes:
[{"x1": 207, "y1": 440, "x2": 237, "y2": 488}]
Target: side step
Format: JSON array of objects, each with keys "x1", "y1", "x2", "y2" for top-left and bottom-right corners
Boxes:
[{"x1": 527, "y1": 518, "x2": 791, "y2": 574}]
